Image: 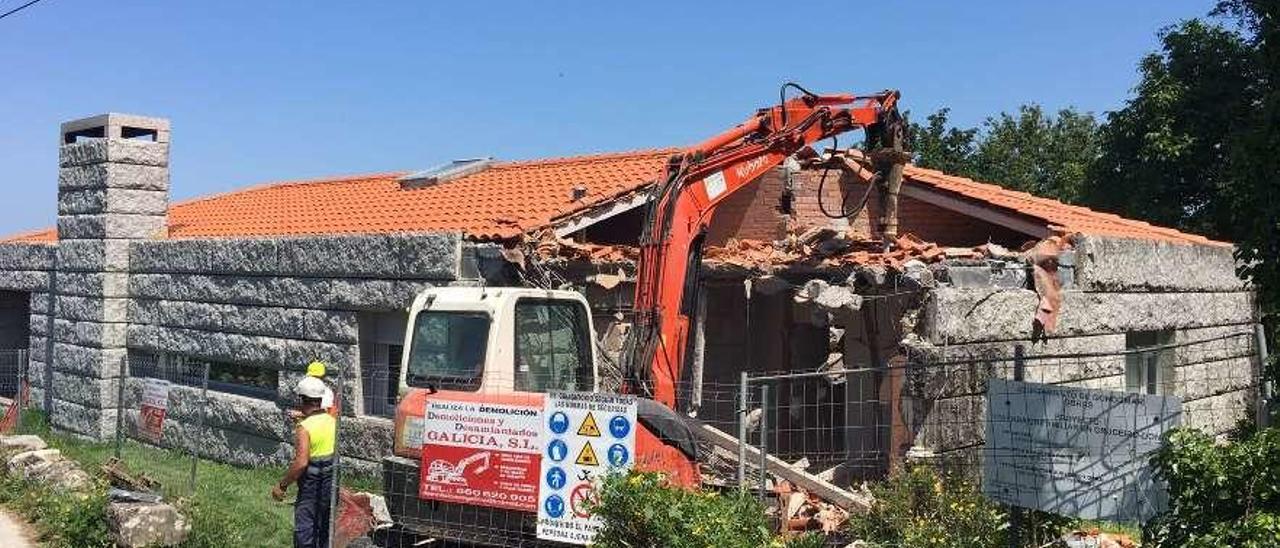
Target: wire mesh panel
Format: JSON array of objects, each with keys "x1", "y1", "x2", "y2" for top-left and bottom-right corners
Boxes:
[
  {"x1": 0, "y1": 349, "x2": 27, "y2": 433},
  {"x1": 115, "y1": 351, "x2": 210, "y2": 499},
  {"x1": 743, "y1": 329, "x2": 1265, "y2": 547}
]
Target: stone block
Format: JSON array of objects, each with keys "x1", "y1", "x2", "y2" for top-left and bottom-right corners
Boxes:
[
  {"x1": 121, "y1": 379, "x2": 291, "y2": 442},
  {"x1": 126, "y1": 324, "x2": 357, "y2": 371},
  {"x1": 1182, "y1": 388, "x2": 1251, "y2": 435},
  {"x1": 128, "y1": 233, "x2": 461, "y2": 279},
  {"x1": 49, "y1": 398, "x2": 118, "y2": 439},
  {"x1": 0, "y1": 243, "x2": 53, "y2": 271},
  {"x1": 50, "y1": 372, "x2": 119, "y2": 408},
  {"x1": 28, "y1": 335, "x2": 47, "y2": 362},
  {"x1": 57, "y1": 214, "x2": 165, "y2": 239},
  {"x1": 902, "y1": 334, "x2": 1128, "y2": 398},
  {"x1": 59, "y1": 139, "x2": 169, "y2": 168},
  {"x1": 29, "y1": 312, "x2": 48, "y2": 336},
  {"x1": 909, "y1": 394, "x2": 985, "y2": 453},
  {"x1": 1075, "y1": 236, "x2": 1247, "y2": 292},
  {"x1": 121, "y1": 410, "x2": 293, "y2": 467},
  {"x1": 128, "y1": 299, "x2": 359, "y2": 344},
  {"x1": 924, "y1": 288, "x2": 1257, "y2": 344},
  {"x1": 340, "y1": 416, "x2": 394, "y2": 459},
  {"x1": 107, "y1": 502, "x2": 191, "y2": 548},
  {"x1": 0, "y1": 269, "x2": 50, "y2": 292},
  {"x1": 55, "y1": 295, "x2": 129, "y2": 323},
  {"x1": 0, "y1": 435, "x2": 48, "y2": 454},
  {"x1": 27, "y1": 359, "x2": 46, "y2": 387},
  {"x1": 53, "y1": 318, "x2": 128, "y2": 348},
  {"x1": 28, "y1": 387, "x2": 45, "y2": 409},
  {"x1": 52, "y1": 343, "x2": 125, "y2": 378},
  {"x1": 57, "y1": 188, "x2": 167, "y2": 215},
  {"x1": 58, "y1": 271, "x2": 129, "y2": 297},
  {"x1": 58, "y1": 163, "x2": 168, "y2": 191},
  {"x1": 129, "y1": 273, "x2": 435, "y2": 310},
  {"x1": 56, "y1": 239, "x2": 132, "y2": 272},
  {"x1": 30, "y1": 291, "x2": 50, "y2": 314}
]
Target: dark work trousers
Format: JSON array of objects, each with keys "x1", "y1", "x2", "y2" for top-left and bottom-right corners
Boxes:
[{"x1": 294, "y1": 460, "x2": 335, "y2": 548}]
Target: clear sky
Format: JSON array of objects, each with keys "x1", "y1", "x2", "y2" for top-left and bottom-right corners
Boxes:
[{"x1": 0, "y1": 0, "x2": 1215, "y2": 236}]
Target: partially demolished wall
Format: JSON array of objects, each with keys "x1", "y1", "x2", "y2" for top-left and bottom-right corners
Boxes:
[{"x1": 904, "y1": 235, "x2": 1255, "y2": 461}]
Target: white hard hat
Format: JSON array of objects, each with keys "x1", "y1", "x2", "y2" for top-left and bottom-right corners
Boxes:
[{"x1": 297, "y1": 376, "x2": 327, "y2": 399}]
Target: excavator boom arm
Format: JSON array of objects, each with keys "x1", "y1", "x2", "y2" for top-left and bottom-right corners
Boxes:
[{"x1": 624, "y1": 87, "x2": 904, "y2": 408}]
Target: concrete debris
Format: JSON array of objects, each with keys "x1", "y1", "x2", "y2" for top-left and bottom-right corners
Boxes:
[
  {"x1": 6, "y1": 447, "x2": 92, "y2": 491},
  {"x1": 526, "y1": 230, "x2": 637, "y2": 264},
  {"x1": 773, "y1": 480, "x2": 851, "y2": 534},
  {"x1": 106, "y1": 501, "x2": 191, "y2": 547},
  {"x1": 0, "y1": 435, "x2": 47, "y2": 455},
  {"x1": 102, "y1": 457, "x2": 162, "y2": 493}
]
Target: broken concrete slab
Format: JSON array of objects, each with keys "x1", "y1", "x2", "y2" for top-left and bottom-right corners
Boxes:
[
  {"x1": 106, "y1": 501, "x2": 191, "y2": 547},
  {"x1": 1074, "y1": 236, "x2": 1246, "y2": 292},
  {"x1": 0, "y1": 435, "x2": 47, "y2": 455}
]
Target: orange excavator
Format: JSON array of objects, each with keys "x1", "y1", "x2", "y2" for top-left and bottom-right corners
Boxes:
[{"x1": 384, "y1": 84, "x2": 905, "y2": 545}]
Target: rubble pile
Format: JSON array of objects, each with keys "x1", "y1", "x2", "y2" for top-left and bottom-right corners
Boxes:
[
  {"x1": 771, "y1": 480, "x2": 852, "y2": 535},
  {"x1": 704, "y1": 231, "x2": 980, "y2": 272}
]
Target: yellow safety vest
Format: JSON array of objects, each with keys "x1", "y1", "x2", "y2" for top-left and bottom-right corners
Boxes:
[{"x1": 300, "y1": 413, "x2": 336, "y2": 460}]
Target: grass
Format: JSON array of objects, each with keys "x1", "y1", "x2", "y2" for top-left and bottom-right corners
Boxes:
[{"x1": 4, "y1": 409, "x2": 380, "y2": 547}]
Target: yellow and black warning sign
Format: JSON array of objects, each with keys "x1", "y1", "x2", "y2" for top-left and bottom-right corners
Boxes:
[
  {"x1": 575, "y1": 441, "x2": 599, "y2": 467},
  {"x1": 577, "y1": 412, "x2": 601, "y2": 437}
]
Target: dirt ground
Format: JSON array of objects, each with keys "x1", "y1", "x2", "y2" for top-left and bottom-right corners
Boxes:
[{"x1": 0, "y1": 508, "x2": 34, "y2": 548}]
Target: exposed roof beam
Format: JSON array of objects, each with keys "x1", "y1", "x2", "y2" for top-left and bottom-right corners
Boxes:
[{"x1": 553, "y1": 191, "x2": 652, "y2": 237}]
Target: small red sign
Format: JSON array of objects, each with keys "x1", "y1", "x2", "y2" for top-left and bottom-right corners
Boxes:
[
  {"x1": 139, "y1": 405, "x2": 166, "y2": 442},
  {"x1": 419, "y1": 443, "x2": 540, "y2": 511},
  {"x1": 139, "y1": 379, "x2": 170, "y2": 442},
  {"x1": 569, "y1": 482, "x2": 596, "y2": 518}
]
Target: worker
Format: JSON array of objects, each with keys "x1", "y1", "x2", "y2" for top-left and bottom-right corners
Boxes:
[
  {"x1": 272, "y1": 376, "x2": 337, "y2": 548},
  {"x1": 290, "y1": 361, "x2": 338, "y2": 421}
]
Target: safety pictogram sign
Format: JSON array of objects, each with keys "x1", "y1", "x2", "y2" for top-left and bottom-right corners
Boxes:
[
  {"x1": 577, "y1": 412, "x2": 601, "y2": 437},
  {"x1": 575, "y1": 442, "x2": 599, "y2": 466},
  {"x1": 537, "y1": 392, "x2": 637, "y2": 545}
]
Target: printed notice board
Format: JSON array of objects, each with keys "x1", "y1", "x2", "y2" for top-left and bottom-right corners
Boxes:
[
  {"x1": 139, "y1": 378, "x2": 170, "y2": 442},
  {"x1": 537, "y1": 392, "x2": 638, "y2": 545},
  {"x1": 419, "y1": 399, "x2": 542, "y2": 511},
  {"x1": 983, "y1": 379, "x2": 1182, "y2": 523}
]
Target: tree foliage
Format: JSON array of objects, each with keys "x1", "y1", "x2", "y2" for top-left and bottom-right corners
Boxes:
[{"x1": 906, "y1": 105, "x2": 1100, "y2": 203}]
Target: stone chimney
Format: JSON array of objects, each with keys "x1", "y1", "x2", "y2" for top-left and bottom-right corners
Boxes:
[{"x1": 50, "y1": 113, "x2": 169, "y2": 439}]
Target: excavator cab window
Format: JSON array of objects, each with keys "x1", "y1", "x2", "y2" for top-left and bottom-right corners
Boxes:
[
  {"x1": 513, "y1": 298, "x2": 594, "y2": 393},
  {"x1": 405, "y1": 310, "x2": 490, "y2": 392}
]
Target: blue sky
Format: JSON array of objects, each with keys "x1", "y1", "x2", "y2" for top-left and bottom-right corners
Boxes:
[{"x1": 0, "y1": 0, "x2": 1215, "y2": 235}]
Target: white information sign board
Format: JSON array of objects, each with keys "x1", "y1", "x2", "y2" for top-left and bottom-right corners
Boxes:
[
  {"x1": 537, "y1": 392, "x2": 638, "y2": 545},
  {"x1": 983, "y1": 379, "x2": 1182, "y2": 523}
]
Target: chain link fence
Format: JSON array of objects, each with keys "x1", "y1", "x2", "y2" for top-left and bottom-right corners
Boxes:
[{"x1": 0, "y1": 349, "x2": 28, "y2": 433}]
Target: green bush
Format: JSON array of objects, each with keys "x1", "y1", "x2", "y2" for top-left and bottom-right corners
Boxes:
[
  {"x1": 1145, "y1": 426, "x2": 1280, "y2": 547},
  {"x1": 0, "y1": 473, "x2": 112, "y2": 547},
  {"x1": 592, "y1": 471, "x2": 823, "y2": 548},
  {"x1": 846, "y1": 465, "x2": 1010, "y2": 548}
]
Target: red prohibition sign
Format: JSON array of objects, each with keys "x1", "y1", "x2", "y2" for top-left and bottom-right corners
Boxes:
[{"x1": 569, "y1": 482, "x2": 596, "y2": 518}]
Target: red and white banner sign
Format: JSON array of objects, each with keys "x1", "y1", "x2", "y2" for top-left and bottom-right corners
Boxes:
[
  {"x1": 139, "y1": 378, "x2": 170, "y2": 442},
  {"x1": 419, "y1": 399, "x2": 541, "y2": 511}
]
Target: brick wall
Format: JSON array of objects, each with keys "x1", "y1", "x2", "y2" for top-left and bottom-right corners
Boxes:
[{"x1": 704, "y1": 167, "x2": 1038, "y2": 248}]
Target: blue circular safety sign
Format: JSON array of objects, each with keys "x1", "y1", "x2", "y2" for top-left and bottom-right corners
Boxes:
[
  {"x1": 609, "y1": 415, "x2": 631, "y2": 439},
  {"x1": 544, "y1": 494, "x2": 565, "y2": 518},
  {"x1": 547, "y1": 439, "x2": 568, "y2": 462},
  {"x1": 546, "y1": 466, "x2": 567, "y2": 490},
  {"x1": 548, "y1": 411, "x2": 570, "y2": 434},
  {"x1": 607, "y1": 443, "x2": 630, "y2": 467}
]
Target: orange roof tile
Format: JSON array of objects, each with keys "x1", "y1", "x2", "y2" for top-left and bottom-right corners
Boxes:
[
  {"x1": 902, "y1": 166, "x2": 1228, "y2": 247},
  {"x1": 0, "y1": 149, "x2": 1226, "y2": 247}
]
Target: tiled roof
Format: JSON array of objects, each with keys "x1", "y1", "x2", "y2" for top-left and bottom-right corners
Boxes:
[
  {"x1": 1, "y1": 149, "x2": 1225, "y2": 247},
  {"x1": 903, "y1": 166, "x2": 1228, "y2": 246}
]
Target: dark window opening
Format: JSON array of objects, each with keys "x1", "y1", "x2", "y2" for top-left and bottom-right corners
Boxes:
[
  {"x1": 121, "y1": 126, "x2": 158, "y2": 141},
  {"x1": 63, "y1": 127, "x2": 105, "y2": 144},
  {"x1": 127, "y1": 351, "x2": 277, "y2": 400},
  {"x1": 514, "y1": 299, "x2": 594, "y2": 393},
  {"x1": 405, "y1": 311, "x2": 490, "y2": 392}
]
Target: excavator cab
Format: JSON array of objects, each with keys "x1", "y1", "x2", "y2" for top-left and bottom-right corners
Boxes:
[{"x1": 391, "y1": 287, "x2": 598, "y2": 456}]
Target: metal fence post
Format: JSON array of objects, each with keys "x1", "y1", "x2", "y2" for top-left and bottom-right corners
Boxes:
[
  {"x1": 757, "y1": 383, "x2": 769, "y2": 503},
  {"x1": 1256, "y1": 323, "x2": 1271, "y2": 428},
  {"x1": 115, "y1": 354, "x2": 126, "y2": 460},
  {"x1": 329, "y1": 366, "x2": 344, "y2": 548},
  {"x1": 189, "y1": 361, "x2": 209, "y2": 495},
  {"x1": 16, "y1": 349, "x2": 25, "y2": 432},
  {"x1": 737, "y1": 370, "x2": 748, "y2": 488},
  {"x1": 1007, "y1": 344, "x2": 1026, "y2": 548}
]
